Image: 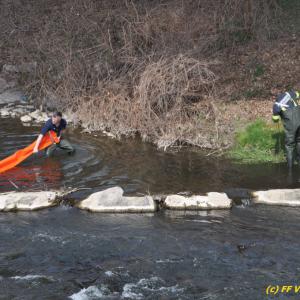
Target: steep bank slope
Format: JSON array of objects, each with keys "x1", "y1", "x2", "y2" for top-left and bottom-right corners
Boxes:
[{"x1": 0, "y1": 0, "x2": 299, "y2": 149}]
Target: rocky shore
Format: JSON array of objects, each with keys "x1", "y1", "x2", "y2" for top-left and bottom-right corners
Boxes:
[
  {"x1": 0, "y1": 62, "x2": 118, "y2": 138},
  {"x1": 0, "y1": 62, "x2": 53, "y2": 125}
]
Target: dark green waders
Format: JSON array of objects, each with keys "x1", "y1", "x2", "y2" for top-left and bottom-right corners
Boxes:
[
  {"x1": 46, "y1": 139, "x2": 75, "y2": 157},
  {"x1": 281, "y1": 106, "x2": 300, "y2": 169}
]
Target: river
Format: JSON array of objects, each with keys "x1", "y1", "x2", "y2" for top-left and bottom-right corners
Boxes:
[{"x1": 0, "y1": 118, "x2": 299, "y2": 299}]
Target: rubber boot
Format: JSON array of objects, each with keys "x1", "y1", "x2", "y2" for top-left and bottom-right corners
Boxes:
[
  {"x1": 296, "y1": 143, "x2": 300, "y2": 166},
  {"x1": 287, "y1": 168, "x2": 294, "y2": 185},
  {"x1": 287, "y1": 147, "x2": 294, "y2": 184},
  {"x1": 286, "y1": 148, "x2": 294, "y2": 170}
]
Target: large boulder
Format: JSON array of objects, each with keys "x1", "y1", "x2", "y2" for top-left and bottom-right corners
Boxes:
[
  {"x1": 252, "y1": 189, "x2": 300, "y2": 206},
  {"x1": 0, "y1": 191, "x2": 59, "y2": 211},
  {"x1": 77, "y1": 186, "x2": 157, "y2": 213},
  {"x1": 3, "y1": 62, "x2": 37, "y2": 74},
  {"x1": 29, "y1": 110, "x2": 49, "y2": 123},
  {"x1": 20, "y1": 115, "x2": 32, "y2": 123},
  {"x1": 164, "y1": 193, "x2": 232, "y2": 210},
  {"x1": 0, "y1": 90, "x2": 24, "y2": 105},
  {"x1": 0, "y1": 108, "x2": 10, "y2": 117}
]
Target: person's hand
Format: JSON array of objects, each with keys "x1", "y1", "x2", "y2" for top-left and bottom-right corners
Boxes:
[
  {"x1": 49, "y1": 132, "x2": 59, "y2": 144},
  {"x1": 49, "y1": 135, "x2": 55, "y2": 144},
  {"x1": 33, "y1": 147, "x2": 39, "y2": 153}
]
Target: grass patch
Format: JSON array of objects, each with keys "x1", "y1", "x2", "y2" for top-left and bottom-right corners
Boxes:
[
  {"x1": 253, "y1": 64, "x2": 265, "y2": 77},
  {"x1": 229, "y1": 119, "x2": 285, "y2": 163}
]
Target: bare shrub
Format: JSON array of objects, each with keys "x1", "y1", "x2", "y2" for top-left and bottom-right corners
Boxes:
[
  {"x1": 72, "y1": 79, "x2": 137, "y2": 137},
  {"x1": 0, "y1": 0, "x2": 290, "y2": 150},
  {"x1": 133, "y1": 55, "x2": 218, "y2": 148},
  {"x1": 64, "y1": 55, "x2": 220, "y2": 149},
  {"x1": 212, "y1": 0, "x2": 282, "y2": 48}
]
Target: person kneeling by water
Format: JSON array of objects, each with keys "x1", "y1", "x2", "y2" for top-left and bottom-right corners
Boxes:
[
  {"x1": 272, "y1": 90, "x2": 300, "y2": 169},
  {"x1": 33, "y1": 111, "x2": 75, "y2": 157}
]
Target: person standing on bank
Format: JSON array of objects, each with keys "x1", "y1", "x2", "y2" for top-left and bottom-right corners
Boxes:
[
  {"x1": 33, "y1": 111, "x2": 75, "y2": 157},
  {"x1": 272, "y1": 90, "x2": 300, "y2": 169}
]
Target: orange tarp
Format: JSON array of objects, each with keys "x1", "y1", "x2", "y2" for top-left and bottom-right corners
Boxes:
[{"x1": 0, "y1": 131, "x2": 59, "y2": 174}]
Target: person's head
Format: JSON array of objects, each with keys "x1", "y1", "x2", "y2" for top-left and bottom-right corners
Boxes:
[{"x1": 52, "y1": 111, "x2": 62, "y2": 125}]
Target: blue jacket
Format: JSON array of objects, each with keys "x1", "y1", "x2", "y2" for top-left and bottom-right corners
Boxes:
[{"x1": 41, "y1": 118, "x2": 67, "y2": 137}]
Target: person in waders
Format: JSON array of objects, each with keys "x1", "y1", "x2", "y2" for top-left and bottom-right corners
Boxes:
[
  {"x1": 33, "y1": 111, "x2": 75, "y2": 157},
  {"x1": 272, "y1": 90, "x2": 300, "y2": 169}
]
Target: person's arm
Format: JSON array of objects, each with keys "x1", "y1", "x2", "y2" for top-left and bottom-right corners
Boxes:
[
  {"x1": 58, "y1": 129, "x2": 64, "y2": 139},
  {"x1": 272, "y1": 102, "x2": 281, "y2": 123},
  {"x1": 33, "y1": 134, "x2": 44, "y2": 153},
  {"x1": 33, "y1": 120, "x2": 52, "y2": 153}
]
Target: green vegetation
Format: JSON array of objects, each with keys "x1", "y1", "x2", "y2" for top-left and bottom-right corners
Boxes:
[
  {"x1": 279, "y1": 0, "x2": 300, "y2": 10},
  {"x1": 229, "y1": 120, "x2": 285, "y2": 163},
  {"x1": 253, "y1": 64, "x2": 265, "y2": 78}
]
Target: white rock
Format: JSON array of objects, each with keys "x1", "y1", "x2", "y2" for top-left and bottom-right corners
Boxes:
[
  {"x1": 3, "y1": 62, "x2": 37, "y2": 73},
  {"x1": 252, "y1": 189, "x2": 300, "y2": 206},
  {"x1": 0, "y1": 90, "x2": 24, "y2": 104},
  {"x1": 164, "y1": 193, "x2": 232, "y2": 210},
  {"x1": 17, "y1": 104, "x2": 34, "y2": 110},
  {"x1": 29, "y1": 110, "x2": 48, "y2": 122},
  {"x1": 102, "y1": 130, "x2": 116, "y2": 138},
  {"x1": 0, "y1": 109, "x2": 10, "y2": 117},
  {"x1": 0, "y1": 191, "x2": 59, "y2": 212},
  {"x1": 2, "y1": 64, "x2": 19, "y2": 73},
  {"x1": 35, "y1": 113, "x2": 48, "y2": 123},
  {"x1": 13, "y1": 108, "x2": 27, "y2": 115},
  {"x1": 20, "y1": 115, "x2": 32, "y2": 123},
  {"x1": 78, "y1": 186, "x2": 157, "y2": 213},
  {"x1": 29, "y1": 109, "x2": 40, "y2": 119}
]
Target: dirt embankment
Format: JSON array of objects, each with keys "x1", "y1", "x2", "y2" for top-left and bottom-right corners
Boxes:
[{"x1": 0, "y1": 0, "x2": 299, "y2": 149}]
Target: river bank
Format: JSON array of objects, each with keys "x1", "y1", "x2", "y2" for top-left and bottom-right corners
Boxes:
[
  {"x1": 1, "y1": 0, "x2": 299, "y2": 152},
  {"x1": 0, "y1": 64, "x2": 274, "y2": 152},
  {"x1": 0, "y1": 99, "x2": 287, "y2": 165}
]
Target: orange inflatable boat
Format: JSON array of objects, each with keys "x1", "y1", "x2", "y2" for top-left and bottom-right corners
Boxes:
[{"x1": 0, "y1": 131, "x2": 59, "y2": 174}]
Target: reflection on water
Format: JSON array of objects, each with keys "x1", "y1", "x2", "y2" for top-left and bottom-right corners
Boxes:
[{"x1": 0, "y1": 159, "x2": 63, "y2": 190}]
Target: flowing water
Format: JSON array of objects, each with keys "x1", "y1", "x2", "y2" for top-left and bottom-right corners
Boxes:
[{"x1": 0, "y1": 118, "x2": 300, "y2": 300}]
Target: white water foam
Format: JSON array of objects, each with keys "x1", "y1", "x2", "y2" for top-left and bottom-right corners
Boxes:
[
  {"x1": 155, "y1": 258, "x2": 184, "y2": 264},
  {"x1": 69, "y1": 276, "x2": 184, "y2": 300},
  {"x1": 104, "y1": 271, "x2": 114, "y2": 277},
  {"x1": 121, "y1": 283, "x2": 144, "y2": 299},
  {"x1": 121, "y1": 276, "x2": 184, "y2": 298},
  {"x1": 32, "y1": 232, "x2": 64, "y2": 243},
  {"x1": 11, "y1": 274, "x2": 54, "y2": 281},
  {"x1": 69, "y1": 286, "x2": 104, "y2": 300}
]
